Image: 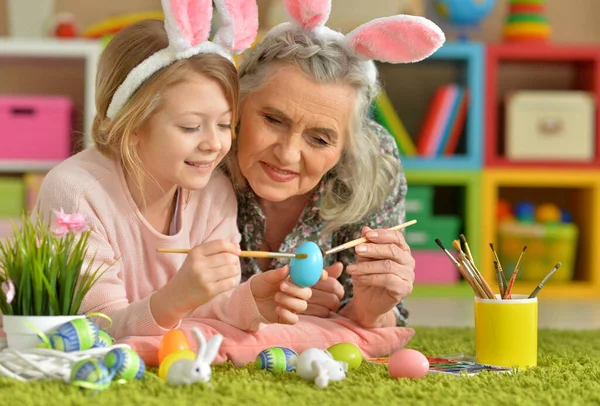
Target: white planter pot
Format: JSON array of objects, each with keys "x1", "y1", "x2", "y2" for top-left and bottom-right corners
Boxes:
[{"x1": 2, "y1": 314, "x2": 84, "y2": 350}]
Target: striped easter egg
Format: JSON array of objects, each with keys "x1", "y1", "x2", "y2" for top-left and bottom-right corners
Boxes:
[
  {"x1": 92, "y1": 330, "x2": 114, "y2": 348},
  {"x1": 50, "y1": 318, "x2": 100, "y2": 352},
  {"x1": 104, "y1": 348, "x2": 145, "y2": 380},
  {"x1": 256, "y1": 347, "x2": 297, "y2": 372},
  {"x1": 70, "y1": 358, "x2": 112, "y2": 390}
]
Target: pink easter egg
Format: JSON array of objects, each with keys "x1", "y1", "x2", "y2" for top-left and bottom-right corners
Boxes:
[{"x1": 388, "y1": 349, "x2": 429, "y2": 379}]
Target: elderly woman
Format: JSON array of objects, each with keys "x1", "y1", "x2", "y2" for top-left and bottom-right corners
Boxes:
[{"x1": 227, "y1": 2, "x2": 445, "y2": 328}]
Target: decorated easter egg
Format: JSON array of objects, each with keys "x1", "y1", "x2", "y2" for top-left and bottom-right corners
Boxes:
[
  {"x1": 158, "y1": 350, "x2": 196, "y2": 381},
  {"x1": 514, "y1": 201, "x2": 535, "y2": 223},
  {"x1": 104, "y1": 348, "x2": 145, "y2": 380},
  {"x1": 49, "y1": 318, "x2": 99, "y2": 352},
  {"x1": 158, "y1": 329, "x2": 191, "y2": 364},
  {"x1": 92, "y1": 330, "x2": 114, "y2": 348},
  {"x1": 255, "y1": 346, "x2": 298, "y2": 372},
  {"x1": 289, "y1": 241, "x2": 324, "y2": 287},
  {"x1": 327, "y1": 343, "x2": 363, "y2": 370},
  {"x1": 388, "y1": 349, "x2": 429, "y2": 379},
  {"x1": 70, "y1": 358, "x2": 112, "y2": 390},
  {"x1": 536, "y1": 203, "x2": 561, "y2": 223}
]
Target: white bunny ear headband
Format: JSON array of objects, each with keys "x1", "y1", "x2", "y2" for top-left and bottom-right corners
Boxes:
[
  {"x1": 264, "y1": 0, "x2": 446, "y2": 84},
  {"x1": 106, "y1": 0, "x2": 259, "y2": 120}
]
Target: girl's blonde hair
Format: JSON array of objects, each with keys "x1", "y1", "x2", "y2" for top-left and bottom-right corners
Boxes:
[
  {"x1": 93, "y1": 19, "x2": 239, "y2": 199},
  {"x1": 230, "y1": 27, "x2": 399, "y2": 233}
]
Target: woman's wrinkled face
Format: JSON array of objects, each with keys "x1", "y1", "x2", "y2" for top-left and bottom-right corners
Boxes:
[
  {"x1": 237, "y1": 65, "x2": 356, "y2": 202},
  {"x1": 135, "y1": 71, "x2": 232, "y2": 192}
]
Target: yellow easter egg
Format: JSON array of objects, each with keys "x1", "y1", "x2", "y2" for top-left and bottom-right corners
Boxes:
[{"x1": 158, "y1": 350, "x2": 196, "y2": 381}]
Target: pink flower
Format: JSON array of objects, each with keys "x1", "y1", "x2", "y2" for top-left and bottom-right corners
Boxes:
[
  {"x1": 1, "y1": 278, "x2": 15, "y2": 304},
  {"x1": 52, "y1": 209, "x2": 88, "y2": 237}
]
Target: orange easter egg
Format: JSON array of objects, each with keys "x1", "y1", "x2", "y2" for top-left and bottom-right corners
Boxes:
[
  {"x1": 158, "y1": 350, "x2": 196, "y2": 381},
  {"x1": 158, "y1": 329, "x2": 191, "y2": 364}
]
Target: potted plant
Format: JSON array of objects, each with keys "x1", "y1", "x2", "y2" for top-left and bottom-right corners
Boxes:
[{"x1": 0, "y1": 210, "x2": 111, "y2": 350}]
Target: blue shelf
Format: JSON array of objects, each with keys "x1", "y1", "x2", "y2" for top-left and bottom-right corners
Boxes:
[{"x1": 399, "y1": 41, "x2": 484, "y2": 171}]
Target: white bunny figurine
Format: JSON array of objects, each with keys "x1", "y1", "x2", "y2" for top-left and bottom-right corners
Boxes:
[
  {"x1": 165, "y1": 327, "x2": 224, "y2": 386},
  {"x1": 289, "y1": 348, "x2": 348, "y2": 389}
]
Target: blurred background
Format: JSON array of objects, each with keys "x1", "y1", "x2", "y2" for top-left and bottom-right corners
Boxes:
[{"x1": 0, "y1": 0, "x2": 599, "y2": 328}]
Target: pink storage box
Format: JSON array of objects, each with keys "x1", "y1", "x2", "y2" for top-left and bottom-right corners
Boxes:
[
  {"x1": 0, "y1": 96, "x2": 73, "y2": 161},
  {"x1": 413, "y1": 250, "x2": 459, "y2": 284}
]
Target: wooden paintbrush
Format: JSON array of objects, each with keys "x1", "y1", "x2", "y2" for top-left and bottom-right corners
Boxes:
[
  {"x1": 459, "y1": 233, "x2": 475, "y2": 263},
  {"x1": 435, "y1": 238, "x2": 484, "y2": 298},
  {"x1": 156, "y1": 248, "x2": 308, "y2": 259},
  {"x1": 489, "y1": 243, "x2": 508, "y2": 297},
  {"x1": 452, "y1": 240, "x2": 495, "y2": 299},
  {"x1": 503, "y1": 245, "x2": 527, "y2": 299},
  {"x1": 324, "y1": 219, "x2": 417, "y2": 255},
  {"x1": 529, "y1": 262, "x2": 562, "y2": 298}
]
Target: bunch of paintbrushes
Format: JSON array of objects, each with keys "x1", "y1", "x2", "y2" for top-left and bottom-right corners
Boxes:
[{"x1": 435, "y1": 235, "x2": 562, "y2": 299}]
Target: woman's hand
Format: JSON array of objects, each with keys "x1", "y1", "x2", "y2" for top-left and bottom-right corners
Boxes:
[
  {"x1": 250, "y1": 266, "x2": 313, "y2": 325},
  {"x1": 151, "y1": 239, "x2": 242, "y2": 327},
  {"x1": 302, "y1": 262, "x2": 345, "y2": 318},
  {"x1": 341, "y1": 226, "x2": 415, "y2": 328}
]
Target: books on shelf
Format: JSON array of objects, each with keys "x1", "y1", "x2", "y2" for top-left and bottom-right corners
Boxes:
[
  {"x1": 371, "y1": 84, "x2": 469, "y2": 159},
  {"x1": 417, "y1": 83, "x2": 469, "y2": 157}
]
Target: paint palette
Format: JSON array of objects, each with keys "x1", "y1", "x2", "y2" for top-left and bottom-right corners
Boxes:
[{"x1": 367, "y1": 355, "x2": 513, "y2": 376}]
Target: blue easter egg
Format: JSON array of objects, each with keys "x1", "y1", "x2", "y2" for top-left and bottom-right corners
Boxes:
[
  {"x1": 289, "y1": 241, "x2": 323, "y2": 287},
  {"x1": 70, "y1": 358, "x2": 112, "y2": 390},
  {"x1": 255, "y1": 346, "x2": 297, "y2": 372}
]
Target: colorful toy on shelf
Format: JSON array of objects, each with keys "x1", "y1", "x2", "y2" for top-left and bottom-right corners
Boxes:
[
  {"x1": 503, "y1": 0, "x2": 551, "y2": 42},
  {"x1": 535, "y1": 203, "x2": 561, "y2": 223},
  {"x1": 256, "y1": 346, "x2": 298, "y2": 372},
  {"x1": 496, "y1": 200, "x2": 578, "y2": 284},
  {"x1": 496, "y1": 199, "x2": 513, "y2": 222},
  {"x1": 431, "y1": 0, "x2": 497, "y2": 41},
  {"x1": 82, "y1": 11, "x2": 164, "y2": 39},
  {"x1": 50, "y1": 12, "x2": 79, "y2": 38},
  {"x1": 514, "y1": 201, "x2": 536, "y2": 223}
]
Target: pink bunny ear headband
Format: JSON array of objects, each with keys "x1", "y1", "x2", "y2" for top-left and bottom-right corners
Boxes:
[
  {"x1": 106, "y1": 0, "x2": 259, "y2": 120},
  {"x1": 264, "y1": 0, "x2": 446, "y2": 84}
]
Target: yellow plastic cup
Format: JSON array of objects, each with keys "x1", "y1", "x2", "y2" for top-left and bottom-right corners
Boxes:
[{"x1": 474, "y1": 294, "x2": 538, "y2": 370}]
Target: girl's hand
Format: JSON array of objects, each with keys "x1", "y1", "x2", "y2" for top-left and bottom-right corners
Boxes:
[
  {"x1": 153, "y1": 239, "x2": 242, "y2": 323},
  {"x1": 250, "y1": 266, "x2": 313, "y2": 325}
]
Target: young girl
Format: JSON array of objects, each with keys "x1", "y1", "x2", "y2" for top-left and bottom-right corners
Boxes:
[{"x1": 28, "y1": 0, "x2": 311, "y2": 339}]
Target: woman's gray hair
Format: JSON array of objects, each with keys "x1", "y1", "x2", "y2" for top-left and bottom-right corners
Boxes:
[{"x1": 228, "y1": 26, "x2": 400, "y2": 234}]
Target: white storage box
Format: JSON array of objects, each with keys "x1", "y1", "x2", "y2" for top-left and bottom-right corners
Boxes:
[{"x1": 505, "y1": 91, "x2": 595, "y2": 162}]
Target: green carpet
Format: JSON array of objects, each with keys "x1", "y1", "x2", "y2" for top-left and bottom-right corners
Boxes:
[{"x1": 1, "y1": 327, "x2": 600, "y2": 406}]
